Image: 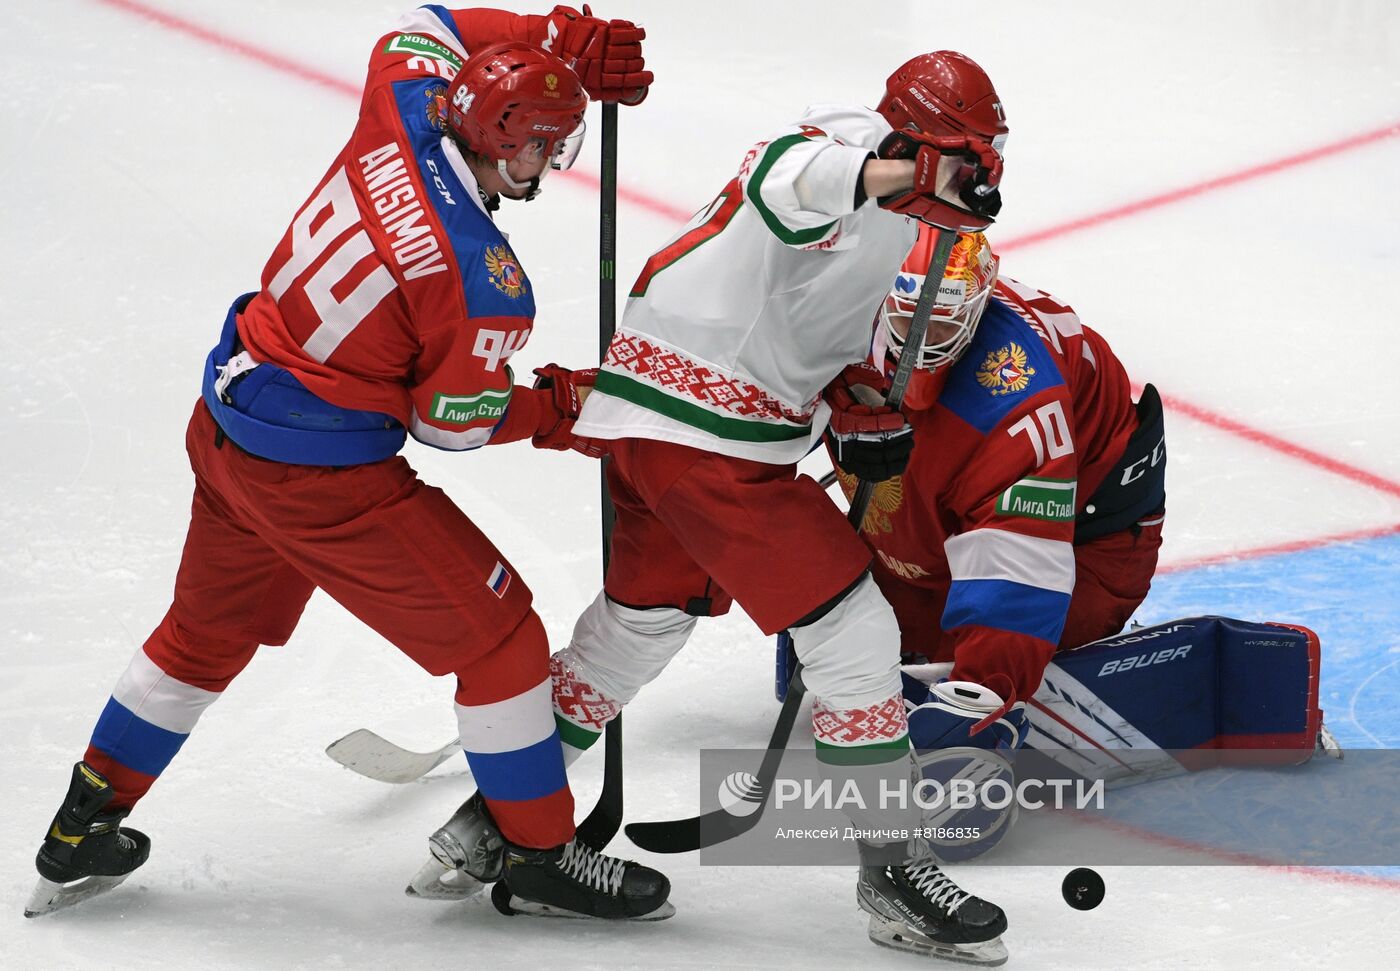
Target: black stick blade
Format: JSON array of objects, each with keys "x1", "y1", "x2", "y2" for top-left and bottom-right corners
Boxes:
[{"x1": 625, "y1": 805, "x2": 760, "y2": 855}]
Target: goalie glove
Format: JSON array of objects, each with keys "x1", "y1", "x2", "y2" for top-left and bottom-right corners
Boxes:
[
  {"x1": 876, "y1": 130, "x2": 1003, "y2": 229},
  {"x1": 906, "y1": 678, "x2": 1026, "y2": 751},
  {"x1": 824, "y1": 362, "x2": 914, "y2": 482},
  {"x1": 544, "y1": 5, "x2": 653, "y2": 105}
]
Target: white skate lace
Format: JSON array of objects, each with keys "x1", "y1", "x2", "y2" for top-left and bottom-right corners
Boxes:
[
  {"x1": 559, "y1": 841, "x2": 626, "y2": 895},
  {"x1": 903, "y1": 862, "x2": 971, "y2": 915}
]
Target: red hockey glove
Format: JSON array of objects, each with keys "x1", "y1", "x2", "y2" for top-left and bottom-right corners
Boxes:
[
  {"x1": 531, "y1": 363, "x2": 606, "y2": 456},
  {"x1": 545, "y1": 5, "x2": 652, "y2": 105},
  {"x1": 876, "y1": 130, "x2": 1003, "y2": 229},
  {"x1": 824, "y1": 363, "x2": 914, "y2": 482}
]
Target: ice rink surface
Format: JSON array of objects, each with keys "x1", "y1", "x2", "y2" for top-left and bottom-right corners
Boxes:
[{"x1": 3, "y1": 0, "x2": 1399, "y2": 967}]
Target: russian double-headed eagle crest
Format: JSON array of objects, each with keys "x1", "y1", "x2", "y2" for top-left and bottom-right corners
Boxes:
[
  {"x1": 426, "y1": 85, "x2": 448, "y2": 130},
  {"x1": 976, "y1": 342, "x2": 1036, "y2": 396},
  {"x1": 485, "y1": 245, "x2": 527, "y2": 298},
  {"x1": 835, "y1": 468, "x2": 904, "y2": 536}
]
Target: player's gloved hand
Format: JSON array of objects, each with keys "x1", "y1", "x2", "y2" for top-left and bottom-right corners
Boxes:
[
  {"x1": 876, "y1": 130, "x2": 1003, "y2": 229},
  {"x1": 824, "y1": 362, "x2": 914, "y2": 482},
  {"x1": 531, "y1": 363, "x2": 606, "y2": 456},
  {"x1": 545, "y1": 5, "x2": 652, "y2": 105}
]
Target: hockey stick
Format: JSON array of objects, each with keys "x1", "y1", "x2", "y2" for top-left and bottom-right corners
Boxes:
[
  {"x1": 625, "y1": 227, "x2": 960, "y2": 854},
  {"x1": 325, "y1": 730, "x2": 460, "y2": 784},
  {"x1": 574, "y1": 100, "x2": 624, "y2": 850}
]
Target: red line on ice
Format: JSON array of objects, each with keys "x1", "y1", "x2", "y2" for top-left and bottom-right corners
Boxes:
[
  {"x1": 89, "y1": 0, "x2": 697, "y2": 224},
  {"x1": 96, "y1": 0, "x2": 1400, "y2": 237},
  {"x1": 1160, "y1": 521, "x2": 1400, "y2": 574},
  {"x1": 996, "y1": 120, "x2": 1400, "y2": 252},
  {"x1": 1150, "y1": 387, "x2": 1400, "y2": 502},
  {"x1": 93, "y1": 0, "x2": 1400, "y2": 558},
  {"x1": 94, "y1": 0, "x2": 360, "y2": 98}
]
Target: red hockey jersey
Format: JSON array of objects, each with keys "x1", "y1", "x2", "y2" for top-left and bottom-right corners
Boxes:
[{"x1": 234, "y1": 5, "x2": 579, "y2": 452}]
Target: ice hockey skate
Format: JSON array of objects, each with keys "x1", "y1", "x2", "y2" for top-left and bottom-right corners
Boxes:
[
  {"x1": 857, "y1": 859, "x2": 1008, "y2": 966},
  {"x1": 405, "y1": 792, "x2": 504, "y2": 901},
  {"x1": 491, "y1": 838, "x2": 674, "y2": 920},
  {"x1": 25, "y1": 763, "x2": 152, "y2": 918}
]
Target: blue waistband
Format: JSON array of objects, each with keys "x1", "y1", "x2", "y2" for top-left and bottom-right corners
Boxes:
[{"x1": 201, "y1": 294, "x2": 406, "y2": 466}]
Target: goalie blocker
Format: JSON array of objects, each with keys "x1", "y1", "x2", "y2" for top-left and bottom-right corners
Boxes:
[{"x1": 902, "y1": 616, "x2": 1337, "y2": 788}]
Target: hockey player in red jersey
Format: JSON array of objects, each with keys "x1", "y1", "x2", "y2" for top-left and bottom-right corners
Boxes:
[
  {"x1": 27, "y1": 5, "x2": 671, "y2": 922},
  {"x1": 841, "y1": 224, "x2": 1165, "y2": 749}
]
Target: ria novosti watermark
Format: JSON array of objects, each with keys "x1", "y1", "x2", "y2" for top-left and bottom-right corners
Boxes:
[
  {"x1": 696, "y1": 748, "x2": 1400, "y2": 867},
  {"x1": 766, "y1": 774, "x2": 1105, "y2": 814}
]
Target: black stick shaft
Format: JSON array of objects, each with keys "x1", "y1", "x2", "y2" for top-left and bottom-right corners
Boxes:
[
  {"x1": 845, "y1": 226, "x2": 957, "y2": 529},
  {"x1": 577, "y1": 101, "x2": 622, "y2": 851},
  {"x1": 598, "y1": 102, "x2": 619, "y2": 573}
]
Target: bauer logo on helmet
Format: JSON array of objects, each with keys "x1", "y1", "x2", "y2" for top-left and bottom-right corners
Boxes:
[{"x1": 907, "y1": 86, "x2": 942, "y2": 115}]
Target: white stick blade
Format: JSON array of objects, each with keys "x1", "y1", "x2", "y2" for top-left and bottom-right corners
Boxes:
[{"x1": 324, "y1": 730, "x2": 459, "y2": 784}]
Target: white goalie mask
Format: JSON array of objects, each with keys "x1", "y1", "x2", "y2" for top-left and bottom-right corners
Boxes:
[{"x1": 881, "y1": 229, "x2": 999, "y2": 373}]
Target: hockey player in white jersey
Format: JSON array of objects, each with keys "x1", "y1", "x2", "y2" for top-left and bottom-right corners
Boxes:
[{"x1": 417, "y1": 51, "x2": 1016, "y2": 964}]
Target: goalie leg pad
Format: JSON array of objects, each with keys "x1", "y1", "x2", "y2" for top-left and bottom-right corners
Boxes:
[{"x1": 1023, "y1": 616, "x2": 1324, "y2": 784}]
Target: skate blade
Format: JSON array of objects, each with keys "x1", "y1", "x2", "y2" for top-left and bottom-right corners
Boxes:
[
  {"x1": 1317, "y1": 722, "x2": 1344, "y2": 760},
  {"x1": 24, "y1": 874, "x2": 132, "y2": 918},
  {"x1": 404, "y1": 858, "x2": 488, "y2": 901},
  {"x1": 498, "y1": 893, "x2": 676, "y2": 922},
  {"x1": 867, "y1": 914, "x2": 1008, "y2": 966}
]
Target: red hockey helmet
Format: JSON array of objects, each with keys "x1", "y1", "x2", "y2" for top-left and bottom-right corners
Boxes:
[
  {"x1": 443, "y1": 42, "x2": 588, "y2": 195},
  {"x1": 882, "y1": 228, "x2": 999, "y2": 375},
  {"x1": 877, "y1": 51, "x2": 1009, "y2": 153}
]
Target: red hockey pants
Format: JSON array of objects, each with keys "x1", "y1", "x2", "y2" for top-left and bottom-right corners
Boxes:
[{"x1": 82, "y1": 400, "x2": 573, "y2": 848}]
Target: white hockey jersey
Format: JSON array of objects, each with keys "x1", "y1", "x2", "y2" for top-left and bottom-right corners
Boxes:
[{"x1": 575, "y1": 105, "x2": 918, "y2": 463}]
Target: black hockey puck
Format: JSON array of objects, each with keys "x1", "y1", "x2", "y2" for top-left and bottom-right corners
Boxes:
[{"x1": 1061, "y1": 867, "x2": 1104, "y2": 910}]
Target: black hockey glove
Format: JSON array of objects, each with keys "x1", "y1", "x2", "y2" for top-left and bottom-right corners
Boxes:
[{"x1": 824, "y1": 363, "x2": 915, "y2": 482}]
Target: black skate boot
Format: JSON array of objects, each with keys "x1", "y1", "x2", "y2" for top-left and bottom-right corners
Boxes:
[
  {"x1": 26, "y1": 762, "x2": 152, "y2": 918},
  {"x1": 405, "y1": 792, "x2": 505, "y2": 901},
  {"x1": 492, "y1": 838, "x2": 674, "y2": 920},
  {"x1": 857, "y1": 859, "x2": 1008, "y2": 966}
]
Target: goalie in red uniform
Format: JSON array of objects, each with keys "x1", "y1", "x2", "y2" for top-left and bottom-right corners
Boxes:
[
  {"x1": 822, "y1": 224, "x2": 1166, "y2": 741},
  {"x1": 844, "y1": 229, "x2": 1339, "y2": 787},
  {"x1": 27, "y1": 5, "x2": 671, "y2": 923}
]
